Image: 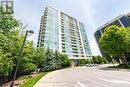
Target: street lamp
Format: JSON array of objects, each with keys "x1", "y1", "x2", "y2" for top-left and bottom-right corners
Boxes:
[{"x1": 10, "y1": 30, "x2": 34, "y2": 87}]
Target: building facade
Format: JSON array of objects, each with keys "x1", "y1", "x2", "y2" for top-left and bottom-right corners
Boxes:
[
  {"x1": 37, "y1": 5, "x2": 91, "y2": 61},
  {"x1": 95, "y1": 13, "x2": 130, "y2": 57}
]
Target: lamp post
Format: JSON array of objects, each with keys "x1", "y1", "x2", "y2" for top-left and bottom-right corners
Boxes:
[{"x1": 10, "y1": 30, "x2": 34, "y2": 87}]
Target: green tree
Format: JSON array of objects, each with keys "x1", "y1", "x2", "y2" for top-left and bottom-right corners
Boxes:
[
  {"x1": 43, "y1": 48, "x2": 54, "y2": 71},
  {"x1": 0, "y1": 10, "x2": 37, "y2": 84},
  {"x1": 19, "y1": 62, "x2": 36, "y2": 75},
  {"x1": 53, "y1": 50, "x2": 61, "y2": 69},
  {"x1": 93, "y1": 56, "x2": 108, "y2": 64},
  {"x1": 99, "y1": 25, "x2": 129, "y2": 64},
  {"x1": 0, "y1": 14, "x2": 20, "y2": 35},
  {"x1": 60, "y1": 54, "x2": 71, "y2": 68},
  {"x1": 79, "y1": 59, "x2": 86, "y2": 65},
  {"x1": 0, "y1": 51, "x2": 14, "y2": 79},
  {"x1": 0, "y1": 12, "x2": 22, "y2": 84},
  {"x1": 30, "y1": 47, "x2": 45, "y2": 72},
  {"x1": 124, "y1": 27, "x2": 130, "y2": 52},
  {"x1": 93, "y1": 56, "x2": 99, "y2": 64}
]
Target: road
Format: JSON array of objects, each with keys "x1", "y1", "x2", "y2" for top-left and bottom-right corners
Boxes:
[{"x1": 34, "y1": 64, "x2": 130, "y2": 87}]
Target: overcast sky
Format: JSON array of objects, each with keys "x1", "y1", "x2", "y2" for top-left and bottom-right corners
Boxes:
[{"x1": 14, "y1": 0, "x2": 130, "y2": 55}]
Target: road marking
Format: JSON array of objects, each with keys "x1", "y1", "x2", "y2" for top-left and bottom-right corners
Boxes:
[
  {"x1": 76, "y1": 81, "x2": 87, "y2": 87},
  {"x1": 83, "y1": 77, "x2": 110, "y2": 87},
  {"x1": 74, "y1": 71, "x2": 110, "y2": 87},
  {"x1": 53, "y1": 77, "x2": 57, "y2": 87},
  {"x1": 98, "y1": 78, "x2": 130, "y2": 84},
  {"x1": 74, "y1": 85, "x2": 78, "y2": 87}
]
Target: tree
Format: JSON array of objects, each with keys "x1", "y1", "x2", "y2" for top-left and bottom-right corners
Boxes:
[
  {"x1": 0, "y1": 14, "x2": 20, "y2": 35},
  {"x1": 43, "y1": 48, "x2": 54, "y2": 71},
  {"x1": 53, "y1": 50, "x2": 61, "y2": 69},
  {"x1": 0, "y1": 9, "x2": 37, "y2": 84},
  {"x1": 60, "y1": 54, "x2": 71, "y2": 68},
  {"x1": 19, "y1": 62, "x2": 36, "y2": 75},
  {"x1": 43, "y1": 48, "x2": 71, "y2": 71},
  {"x1": 0, "y1": 11, "x2": 22, "y2": 84},
  {"x1": 79, "y1": 59, "x2": 86, "y2": 65},
  {"x1": 0, "y1": 52, "x2": 14, "y2": 80},
  {"x1": 92, "y1": 56, "x2": 108, "y2": 64},
  {"x1": 92, "y1": 56, "x2": 99, "y2": 64},
  {"x1": 99, "y1": 25, "x2": 129, "y2": 64},
  {"x1": 30, "y1": 47, "x2": 45, "y2": 72},
  {"x1": 124, "y1": 27, "x2": 130, "y2": 52}
]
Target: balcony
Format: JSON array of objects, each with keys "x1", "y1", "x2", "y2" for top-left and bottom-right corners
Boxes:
[
  {"x1": 62, "y1": 40, "x2": 65, "y2": 42},
  {"x1": 62, "y1": 50, "x2": 66, "y2": 52}
]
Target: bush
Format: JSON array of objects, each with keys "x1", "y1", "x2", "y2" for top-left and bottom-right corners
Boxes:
[
  {"x1": 43, "y1": 49, "x2": 71, "y2": 71},
  {"x1": 79, "y1": 59, "x2": 86, "y2": 65},
  {"x1": 19, "y1": 63, "x2": 36, "y2": 75},
  {"x1": 43, "y1": 49, "x2": 54, "y2": 71},
  {"x1": 92, "y1": 56, "x2": 108, "y2": 64},
  {"x1": 60, "y1": 54, "x2": 71, "y2": 68}
]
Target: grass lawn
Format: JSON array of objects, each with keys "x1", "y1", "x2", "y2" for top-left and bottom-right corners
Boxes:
[{"x1": 20, "y1": 72, "x2": 48, "y2": 87}]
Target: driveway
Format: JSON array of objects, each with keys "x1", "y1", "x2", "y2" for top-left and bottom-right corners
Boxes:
[{"x1": 34, "y1": 64, "x2": 130, "y2": 87}]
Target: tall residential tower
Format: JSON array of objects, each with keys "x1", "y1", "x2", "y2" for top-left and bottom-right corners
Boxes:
[{"x1": 37, "y1": 5, "x2": 91, "y2": 63}]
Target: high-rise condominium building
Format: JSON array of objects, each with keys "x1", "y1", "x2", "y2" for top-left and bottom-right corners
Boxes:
[
  {"x1": 95, "y1": 13, "x2": 130, "y2": 57},
  {"x1": 37, "y1": 5, "x2": 91, "y2": 62}
]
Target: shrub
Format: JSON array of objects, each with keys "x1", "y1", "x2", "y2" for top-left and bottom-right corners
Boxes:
[
  {"x1": 19, "y1": 63, "x2": 36, "y2": 75},
  {"x1": 60, "y1": 54, "x2": 71, "y2": 68},
  {"x1": 92, "y1": 56, "x2": 108, "y2": 64},
  {"x1": 79, "y1": 59, "x2": 86, "y2": 65},
  {"x1": 43, "y1": 49, "x2": 71, "y2": 71}
]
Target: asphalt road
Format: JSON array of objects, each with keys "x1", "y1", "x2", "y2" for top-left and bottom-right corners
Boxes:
[{"x1": 34, "y1": 64, "x2": 130, "y2": 87}]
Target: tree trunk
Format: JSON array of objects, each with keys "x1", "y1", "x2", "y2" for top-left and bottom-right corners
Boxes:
[
  {"x1": 0, "y1": 77, "x2": 3, "y2": 86},
  {"x1": 119, "y1": 58, "x2": 122, "y2": 64},
  {"x1": 122, "y1": 52, "x2": 128, "y2": 65}
]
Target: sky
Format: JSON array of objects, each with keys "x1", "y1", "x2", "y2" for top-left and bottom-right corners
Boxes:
[{"x1": 14, "y1": 0, "x2": 130, "y2": 56}]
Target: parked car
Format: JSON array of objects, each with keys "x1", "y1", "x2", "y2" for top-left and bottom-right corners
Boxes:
[
  {"x1": 86, "y1": 64, "x2": 95, "y2": 67},
  {"x1": 94, "y1": 64, "x2": 99, "y2": 66}
]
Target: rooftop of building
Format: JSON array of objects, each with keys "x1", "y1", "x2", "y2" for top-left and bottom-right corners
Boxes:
[
  {"x1": 45, "y1": 5, "x2": 83, "y2": 24},
  {"x1": 94, "y1": 12, "x2": 130, "y2": 34}
]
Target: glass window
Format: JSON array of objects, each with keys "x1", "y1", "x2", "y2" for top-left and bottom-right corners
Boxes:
[{"x1": 119, "y1": 16, "x2": 130, "y2": 27}]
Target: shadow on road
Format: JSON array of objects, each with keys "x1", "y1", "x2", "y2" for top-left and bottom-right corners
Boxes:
[
  {"x1": 95, "y1": 64, "x2": 120, "y2": 71},
  {"x1": 98, "y1": 67, "x2": 119, "y2": 71}
]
